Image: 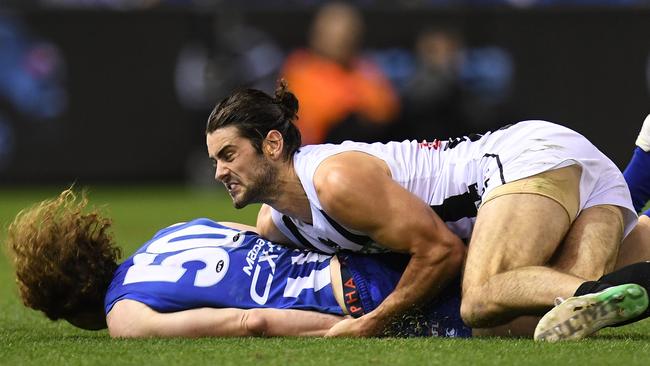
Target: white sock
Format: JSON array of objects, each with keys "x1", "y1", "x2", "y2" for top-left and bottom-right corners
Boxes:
[{"x1": 636, "y1": 114, "x2": 650, "y2": 152}]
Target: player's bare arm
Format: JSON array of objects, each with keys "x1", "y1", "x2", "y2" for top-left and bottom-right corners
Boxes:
[
  {"x1": 256, "y1": 203, "x2": 294, "y2": 244},
  {"x1": 313, "y1": 152, "x2": 466, "y2": 337},
  {"x1": 107, "y1": 299, "x2": 344, "y2": 338}
]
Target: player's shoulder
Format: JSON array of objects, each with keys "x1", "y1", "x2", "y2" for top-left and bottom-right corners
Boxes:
[
  {"x1": 315, "y1": 151, "x2": 390, "y2": 185},
  {"x1": 313, "y1": 151, "x2": 392, "y2": 212}
]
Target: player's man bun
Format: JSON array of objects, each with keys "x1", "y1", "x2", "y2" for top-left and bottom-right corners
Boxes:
[{"x1": 274, "y1": 79, "x2": 299, "y2": 122}]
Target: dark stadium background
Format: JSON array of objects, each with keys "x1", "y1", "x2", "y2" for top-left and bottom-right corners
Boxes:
[
  {"x1": 2, "y1": 3, "x2": 650, "y2": 365},
  {"x1": 0, "y1": 2, "x2": 649, "y2": 185}
]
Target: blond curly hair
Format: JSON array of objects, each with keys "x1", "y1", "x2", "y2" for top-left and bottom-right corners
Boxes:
[{"x1": 6, "y1": 189, "x2": 121, "y2": 321}]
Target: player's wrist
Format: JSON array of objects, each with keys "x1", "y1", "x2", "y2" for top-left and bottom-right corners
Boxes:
[{"x1": 363, "y1": 308, "x2": 392, "y2": 329}]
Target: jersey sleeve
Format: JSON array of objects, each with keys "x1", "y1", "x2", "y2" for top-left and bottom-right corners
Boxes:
[{"x1": 105, "y1": 292, "x2": 164, "y2": 315}]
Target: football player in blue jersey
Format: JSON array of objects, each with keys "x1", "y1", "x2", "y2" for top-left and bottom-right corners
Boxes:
[
  {"x1": 6, "y1": 190, "x2": 469, "y2": 338},
  {"x1": 617, "y1": 114, "x2": 650, "y2": 267},
  {"x1": 6, "y1": 186, "x2": 650, "y2": 339}
]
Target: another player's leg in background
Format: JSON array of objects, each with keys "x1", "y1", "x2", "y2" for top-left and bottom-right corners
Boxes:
[
  {"x1": 617, "y1": 114, "x2": 650, "y2": 267},
  {"x1": 623, "y1": 113, "x2": 650, "y2": 212}
]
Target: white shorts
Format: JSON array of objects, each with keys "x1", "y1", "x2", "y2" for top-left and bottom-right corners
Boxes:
[{"x1": 480, "y1": 120, "x2": 637, "y2": 237}]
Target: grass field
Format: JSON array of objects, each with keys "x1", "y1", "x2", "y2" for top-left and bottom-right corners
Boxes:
[{"x1": 2, "y1": 186, "x2": 650, "y2": 365}]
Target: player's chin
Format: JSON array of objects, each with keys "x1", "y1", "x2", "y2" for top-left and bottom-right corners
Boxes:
[{"x1": 231, "y1": 192, "x2": 250, "y2": 209}]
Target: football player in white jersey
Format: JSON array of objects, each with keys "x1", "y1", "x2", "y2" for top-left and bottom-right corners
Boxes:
[{"x1": 205, "y1": 82, "x2": 649, "y2": 340}]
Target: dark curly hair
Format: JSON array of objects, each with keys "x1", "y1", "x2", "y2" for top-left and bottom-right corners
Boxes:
[
  {"x1": 206, "y1": 80, "x2": 302, "y2": 161},
  {"x1": 6, "y1": 189, "x2": 121, "y2": 324}
]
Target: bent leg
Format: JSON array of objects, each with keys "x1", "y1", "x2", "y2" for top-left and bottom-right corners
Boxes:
[
  {"x1": 476, "y1": 205, "x2": 628, "y2": 338},
  {"x1": 482, "y1": 212, "x2": 648, "y2": 338},
  {"x1": 549, "y1": 205, "x2": 624, "y2": 279},
  {"x1": 461, "y1": 193, "x2": 583, "y2": 328}
]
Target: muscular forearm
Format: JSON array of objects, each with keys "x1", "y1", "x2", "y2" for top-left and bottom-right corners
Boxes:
[
  {"x1": 312, "y1": 153, "x2": 467, "y2": 336},
  {"x1": 367, "y1": 244, "x2": 464, "y2": 326}
]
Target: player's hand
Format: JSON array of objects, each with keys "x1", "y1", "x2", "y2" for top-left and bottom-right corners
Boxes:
[{"x1": 324, "y1": 316, "x2": 382, "y2": 337}]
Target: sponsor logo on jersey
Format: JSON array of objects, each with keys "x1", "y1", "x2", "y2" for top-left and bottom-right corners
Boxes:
[
  {"x1": 340, "y1": 262, "x2": 365, "y2": 317},
  {"x1": 242, "y1": 238, "x2": 278, "y2": 305}
]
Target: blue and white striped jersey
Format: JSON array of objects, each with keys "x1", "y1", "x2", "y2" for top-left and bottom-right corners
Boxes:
[{"x1": 104, "y1": 219, "x2": 342, "y2": 315}]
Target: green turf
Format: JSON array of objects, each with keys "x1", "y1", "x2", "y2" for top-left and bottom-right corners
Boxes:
[{"x1": 2, "y1": 186, "x2": 650, "y2": 365}]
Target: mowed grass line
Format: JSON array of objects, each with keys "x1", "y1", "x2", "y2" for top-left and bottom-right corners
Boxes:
[{"x1": 2, "y1": 186, "x2": 650, "y2": 366}]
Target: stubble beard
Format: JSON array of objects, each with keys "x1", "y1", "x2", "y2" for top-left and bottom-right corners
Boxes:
[{"x1": 232, "y1": 157, "x2": 279, "y2": 209}]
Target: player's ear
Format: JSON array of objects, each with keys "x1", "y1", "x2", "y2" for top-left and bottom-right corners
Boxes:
[{"x1": 263, "y1": 130, "x2": 284, "y2": 159}]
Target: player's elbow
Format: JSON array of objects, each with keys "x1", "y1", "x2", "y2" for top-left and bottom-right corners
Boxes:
[
  {"x1": 421, "y1": 234, "x2": 465, "y2": 272},
  {"x1": 445, "y1": 234, "x2": 465, "y2": 265},
  {"x1": 242, "y1": 309, "x2": 269, "y2": 336}
]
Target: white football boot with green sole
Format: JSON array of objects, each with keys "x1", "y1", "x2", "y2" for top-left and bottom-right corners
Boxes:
[{"x1": 534, "y1": 283, "x2": 648, "y2": 342}]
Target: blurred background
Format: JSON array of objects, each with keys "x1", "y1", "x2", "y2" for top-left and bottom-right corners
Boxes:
[{"x1": 0, "y1": 0, "x2": 649, "y2": 187}]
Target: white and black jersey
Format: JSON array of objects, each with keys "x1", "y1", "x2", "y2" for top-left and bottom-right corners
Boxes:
[{"x1": 271, "y1": 120, "x2": 637, "y2": 254}]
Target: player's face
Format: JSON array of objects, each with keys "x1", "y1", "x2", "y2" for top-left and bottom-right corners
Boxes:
[{"x1": 207, "y1": 126, "x2": 278, "y2": 208}]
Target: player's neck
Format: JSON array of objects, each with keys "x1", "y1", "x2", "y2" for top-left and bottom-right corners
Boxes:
[{"x1": 264, "y1": 161, "x2": 312, "y2": 223}]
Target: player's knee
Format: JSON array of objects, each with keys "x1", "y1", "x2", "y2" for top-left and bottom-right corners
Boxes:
[
  {"x1": 459, "y1": 290, "x2": 482, "y2": 327},
  {"x1": 460, "y1": 287, "x2": 497, "y2": 328}
]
